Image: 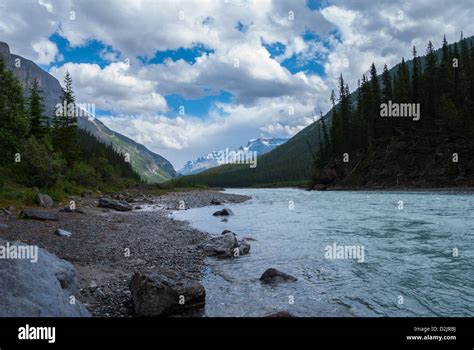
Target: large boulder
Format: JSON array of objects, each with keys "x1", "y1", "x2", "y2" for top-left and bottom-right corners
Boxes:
[
  {"x1": 200, "y1": 232, "x2": 250, "y2": 258},
  {"x1": 36, "y1": 194, "x2": 54, "y2": 208},
  {"x1": 212, "y1": 208, "x2": 233, "y2": 216},
  {"x1": 260, "y1": 268, "x2": 297, "y2": 284},
  {"x1": 0, "y1": 239, "x2": 90, "y2": 317},
  {"x1": 129, "y1": 271, "x2": 205, "y2": 316},
  {"x1": 20, "y1": 209, "x2": 59, "y2": 221},
  {"x1": 98, "y1": 198, "x2": 133, "y2": 211}
]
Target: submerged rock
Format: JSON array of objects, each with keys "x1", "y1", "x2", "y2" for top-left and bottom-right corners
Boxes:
[
  {"x1": 36, "y1": 193, "x2": 54, "y2": 208},
  {"x1": 129, "y1": 271, "x2": 205, "y2": 316},
  {"x1": 212, "y1": 208, "x2": 233, "y2": 216},
  {"x1": 260, "y1": 268, "x2": 297, "y2": 284},
  {"x1": 98, "y1": 198, "x2": 133, "y2": 211},
  {"x1": 0, "y1": 238, "x2": 90, "y2": 317},
  {"x1": 20, "y1": 209, "x2": 59, "y2": 221},
  {"x1": 200, "y1": 232, "x2": 250, "y2": 258}
]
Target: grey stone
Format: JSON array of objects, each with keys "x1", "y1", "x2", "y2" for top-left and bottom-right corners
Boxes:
[
  {"x1": 0, "y1": 238, "x2": 90, "y2": 317},
  {"x1": 20, "y1": 210, "x2": 59, "y2": 221},
  {"x1": 129, "y1": 271, "x2": 205, "y2": 316},
  {"x1": 36, "y1": 194, "x2": 54, "y2": 208},
  {"x1": 98, "y1": 198, "x2": 133, "y2": 211},
  {"x1": 200, "y1": 232, "x2": 250, "y2": 258},
  {"x1": 55, "y1": 229, "x2": 72, "y2": 237},
  {"x1": 212, "y1": 208, "x2": 233, "y2": 216},
  {"x1": 260, "y1": 268, "x2": 297, "y2": 284}
]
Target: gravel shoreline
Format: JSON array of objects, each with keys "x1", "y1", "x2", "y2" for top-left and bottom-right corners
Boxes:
[{"x1": 0, "y1": 189, "x2": 250, "y2": 317}]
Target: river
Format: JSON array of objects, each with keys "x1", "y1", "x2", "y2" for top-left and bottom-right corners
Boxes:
[{"x1": 173, "y1": 188, "x2": 474, "y2": 317}]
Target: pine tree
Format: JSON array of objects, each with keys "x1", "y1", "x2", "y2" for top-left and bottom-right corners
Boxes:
[
  {"x1": 52, "y1": 71, "x2": 80, "y2": 165},
  {"x1": 411, "y1": 46, "x2": 421, "y2": 103},
  {"x1": 0, "y1": 57, "x2": 30, "y2": 166},
  {"x1": 27, "y1": 79, "x2": 49, "y2": 138},
  {"x1": 369, "y1": 63, "x2": 381, "y2": 143},
  {"x1": 423, "y1": 41, "x2": 438, "y2": 125}
]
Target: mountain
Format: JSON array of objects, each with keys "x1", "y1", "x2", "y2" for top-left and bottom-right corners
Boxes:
[
  {"x1": 0, "y1": 41, "x2": 176, "y2": 183},
  {"x1": 178, "y1": 137, "x2": 287, "y2": 175},
  {"x1": 177, "y1": 35, "x2": 474, "y2": 188}
]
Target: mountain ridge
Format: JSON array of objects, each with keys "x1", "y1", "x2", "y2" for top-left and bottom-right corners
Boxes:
[
  {"x1": 0, "y1": 41, "x2": 176, "y2": 183},
  {"x1": 178, "y1": 137, "x2": 287, "y2": 175}
]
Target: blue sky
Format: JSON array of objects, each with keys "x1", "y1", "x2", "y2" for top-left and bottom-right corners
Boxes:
[{"x1": 45, "y1": 6, "x2": 331, "y2": 122}]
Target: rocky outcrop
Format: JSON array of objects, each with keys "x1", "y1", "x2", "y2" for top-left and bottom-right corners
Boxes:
[
  {"x1": 36, "y1": 194, "x2": 54, "y2": 208},
  {"x1": 0, "y1": 239, "x2": 90, "y2": 317},
  {"x1": 129, "y1": 271, "x2": 205, "y2": 316},
  {"x1": 260, "y1": 268, "x2": 297, "y2": 284},
  {"x1": 20, "y1": 209, "x2": 59, "y2": 221},
  {"x1": 200, "y1": 232, "x2": 250, "y2": 258},
  {"x1": 98, "y1": 198, "x2": 133, "y2": 211}
]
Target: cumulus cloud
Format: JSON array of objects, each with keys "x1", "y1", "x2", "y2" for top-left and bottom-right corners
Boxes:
[{"x1": 49, "y1": 61, "x2": 168, "y2": 114}]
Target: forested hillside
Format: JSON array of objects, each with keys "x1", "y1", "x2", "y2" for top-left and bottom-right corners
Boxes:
[
  {"x1": 0, "y1": 57, "x2": 141, "y2": 204},
  {"x1": 176, "y1": 35, "x2": 474, "y2": 188}
]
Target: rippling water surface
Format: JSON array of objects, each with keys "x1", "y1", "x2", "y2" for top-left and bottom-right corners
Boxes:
[{"x1": 173, "y1": 189, "x2": 474, "y2": 317}]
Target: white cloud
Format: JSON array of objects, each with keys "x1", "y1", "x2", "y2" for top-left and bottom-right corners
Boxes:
[
  {"x1": 49, "y1": 62, "x2": 168, "y2": 114},
  {"x1": 32, "y1": 38, "x2": 60, "y2": 64}
]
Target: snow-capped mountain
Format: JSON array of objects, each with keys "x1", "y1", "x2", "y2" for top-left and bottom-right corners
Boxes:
[{"x1": 179, "y1": 137, "x2": 287, "y2": 175}]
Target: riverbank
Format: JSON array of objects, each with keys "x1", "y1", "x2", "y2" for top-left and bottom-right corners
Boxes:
[{"x1": 0, "y1": 189, "x2": 250, "y2": 317}]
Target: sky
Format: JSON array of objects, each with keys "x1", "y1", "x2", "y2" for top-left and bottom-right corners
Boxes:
[{"x1": 0, "y1": 0, "x2": 473, "y2": 169}]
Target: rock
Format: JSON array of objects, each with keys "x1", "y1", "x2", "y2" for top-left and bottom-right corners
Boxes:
[
  {"x1": 0, "y1": 224, "x2": 9, "y2": 229},
  {"x1": 98, "y1": 198, "x2": 133, "y2": 211},
  {"x1": 89, "y1": 281, "x2": 98, "y2": 291},
  {"x1": 31, "y1": 186, "x2": 40, "y2": 193},
  {"x1": 264, "y1": 311, "x2": 295, "y2": 317},
  {"x1": 59, "y1": 206, "x2": 86, "y2": 214},
  {"x1": 221, "y1": 229, "x2": 232, "y2": 235},
  {"x1": 36, "y1": 193, "x2": 54, "y2": 208},
  {"x1": 312, "y1": 184, "x2": 327, "y2": 191},
  {"x1": 20, "y1": 209, "x2": 59, "y2": 221},
  {"x1": 0, "y1": 208, "x2": 12, "y2": 216},
  {"x1": 237, "y1": 239, "x2": 251, "y2": 255},
  {"x1": 260, "y1": 268, "x2": 297, "y2": 284},
  {"x1": 243, "y1": 236, "x2": 257, "y2": 241},
  {"x1": 0, "y1": 238, "x2": 90, "y2": 317},
  {"x1": 221, "y1": 218, "x2": 228, "y2": 222},
  {"x1": 212, "y1": 208, "x2": 233, "y2": 216},
  {"x1": 200, "y1": 232, "x2": 250, "y2": 258},
  {"x1": 54, "y1": 229, "x2": 72, "y2": 237},
  {"x1": 134, "y1": 206, "x2": 142, "y2": 210},
  {"x1": 210, "y1": 199, "x2": 221, "y2": 205},
  {"x1": 81, "y1": 190, "x2": 93, "y2": 198},
  {"x1": 129, "y1": 271, "x2": 205, "y2": 316}
]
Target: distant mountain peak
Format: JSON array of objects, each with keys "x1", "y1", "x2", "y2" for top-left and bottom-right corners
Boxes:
[{"x1": 179, "y1": 137, "x2": 287, "y2": 176}]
